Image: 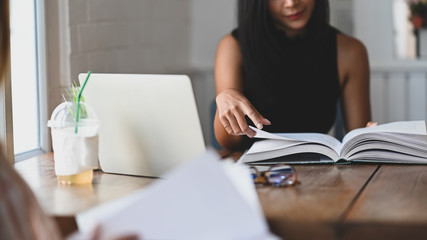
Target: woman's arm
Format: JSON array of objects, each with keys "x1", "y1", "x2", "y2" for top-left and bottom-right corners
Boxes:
[
  {"x1": 337, "y1": 34, "x2": 372, "y2": 131},
  {"x1": 214, "y1": 34, "x2": 270, "y2": 150}
]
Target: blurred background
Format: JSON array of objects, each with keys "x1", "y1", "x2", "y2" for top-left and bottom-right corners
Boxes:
[{"x1": 7, "y1": 0, "x2": 427, "y2": 161}]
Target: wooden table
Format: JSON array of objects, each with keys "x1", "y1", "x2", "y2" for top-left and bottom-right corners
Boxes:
[
  {"x1": 14, "y1": 153, "x2": 154, "y2": 237},
  {"x1": 15, "y1": 153, "x2": 427, "y2": 240}
]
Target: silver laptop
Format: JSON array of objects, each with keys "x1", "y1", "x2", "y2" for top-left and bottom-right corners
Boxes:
[{"x1": 79, "y1": 73, "x2": 206, "y2": 177}]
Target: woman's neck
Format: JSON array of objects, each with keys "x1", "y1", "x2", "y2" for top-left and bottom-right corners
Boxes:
[{"x1": 275, "y1": 24, "x2": 307, "y2": 39}]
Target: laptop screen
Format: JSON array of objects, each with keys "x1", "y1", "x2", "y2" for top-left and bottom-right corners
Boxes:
[{"x1": 79, "y1": 73, "x2": 206, "y2": 177}]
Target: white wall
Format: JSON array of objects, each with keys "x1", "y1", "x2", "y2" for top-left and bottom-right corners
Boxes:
[
  {"x1": 353, "y1": 0, "x2": 395, "y2": 65},
  {"x1": 190, "y1": 0, "x2": 237, "y2": 70},
  {"x1": 329, "y1": 0, "x2": 353, "y2": 35},
  {"x1": 62, "y1": 0, "x2": 192, "y2": 83}
]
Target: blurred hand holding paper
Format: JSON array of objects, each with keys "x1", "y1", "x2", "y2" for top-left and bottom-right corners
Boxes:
[{"x1": 73, "y1": 150, "x2": 277, "y2": 240}]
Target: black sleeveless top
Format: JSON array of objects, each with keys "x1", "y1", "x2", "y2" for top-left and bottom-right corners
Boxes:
[{"x1": 232, "y1": 25, "x2": 340, "y2": 137}]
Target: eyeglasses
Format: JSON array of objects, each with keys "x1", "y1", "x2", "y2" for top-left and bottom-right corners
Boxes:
[{"x1": 249, "y1": 164, "x2": 297, "y2": 187}]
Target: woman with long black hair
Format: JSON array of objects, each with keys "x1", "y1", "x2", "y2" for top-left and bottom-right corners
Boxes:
[{"x1": 214, "y1": 0, "x2": 372, "y2": 150}]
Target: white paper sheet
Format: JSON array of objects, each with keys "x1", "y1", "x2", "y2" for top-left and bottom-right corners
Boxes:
[
  {"x1": 72, "y1": 150, "x2": 277, "y2": 240},
  {"x1": 251, "y1": 126, "x2": 301, "y2": 141}
]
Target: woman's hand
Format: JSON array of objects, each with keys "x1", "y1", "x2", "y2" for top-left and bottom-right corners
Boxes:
[
  {"x1": 216, "y1": 89, "x2": 271, "y2": 138},
  {"x1": 366, "y1": 121, "x2": 378, "y2": 127}
]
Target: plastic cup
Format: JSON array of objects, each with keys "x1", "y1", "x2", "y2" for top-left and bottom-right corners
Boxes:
[{"x1": 48, "y1": 101, "x2": 99, "y2": 185}]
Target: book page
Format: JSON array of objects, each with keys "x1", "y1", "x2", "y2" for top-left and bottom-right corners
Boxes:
[
  {"x1": 341, "y1": 132, "x2": 427, "y2": 158},
  {"x1": 342, "y1": 121, "x2": 427, "y2": 146},
  {"x1": 251, "y1": 126, "x2": 342, "y2": 154},
  {"x1": 276, "y1": 133, "x2": 342, "y2": 154},
  {"x1": 251, "y1": 126, "x2": 301, "y2": 141},
  {"x1": 343, "y1": 141, "x2": 427, "y2": 160},
  {"x1": 348, "y1": 150, "x2": 427, "y2": 164},
  {"x1": 240, "y1": 141, "x2": 339, "y2": 164},
  {"x1": 246, "y1": 139, "x2": 305, "y2": 155}
]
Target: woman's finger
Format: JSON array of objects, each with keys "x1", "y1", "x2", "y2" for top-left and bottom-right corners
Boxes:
[
  {"x1": 227, "y1": 114, "x2": 243, "y2": 135},
  {"x1": 216, "y1": 89, "x2": 270, "y2": 137},
  {"x1": 233, "y1": 108, "x2": 256, "y2": 137},
  {"x1": 219, "y1": 116, "x2": 231, "y2": 129},
  {"x1": 219, "y1": 116, "x2": 233, "y2": 134},
  {"x1": 220, "y1": 112, "x2": 239, "y2": 135},
  {"x1": 243, "y1": 105, "x2": 271, "y2": 130},
  {"x1": 366, "y1": 121, "x2": 378, "y2": 127}
]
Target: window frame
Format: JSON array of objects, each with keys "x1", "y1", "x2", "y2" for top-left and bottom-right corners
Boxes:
[
  {"x1": 0, "y1": 0, "x2": 13, "y2": 164},
  {"x1": 12, "y1": 0, "x2": 49, "y2": 162},
  {"x1": 0, "y1": 63, "x2": 14, "y2": 164},
  {"x1": 37, "y1": 0, "x2": 50, "y2": 154}
]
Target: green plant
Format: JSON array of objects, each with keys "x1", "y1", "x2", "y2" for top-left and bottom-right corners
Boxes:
[{"x1": 62, "y1": 81, "x2": 88, "y2": 119}]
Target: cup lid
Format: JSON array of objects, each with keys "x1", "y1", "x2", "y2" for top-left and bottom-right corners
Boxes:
[{"x1": 47, "y1": 101, "x2": 98, "y2": 129}]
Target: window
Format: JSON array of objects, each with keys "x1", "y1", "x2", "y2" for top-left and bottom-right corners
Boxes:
[
  {"x1": 10, "y1": 0, "x2": 46, "y2": 161},
  {"x1": 393, "y1": 0, "x2": 417, "y2": 59}
]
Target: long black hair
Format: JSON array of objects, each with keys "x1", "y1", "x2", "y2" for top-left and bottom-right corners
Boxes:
[{"x1": 236, "y1": 0, "x2": 330, "y2": 97}]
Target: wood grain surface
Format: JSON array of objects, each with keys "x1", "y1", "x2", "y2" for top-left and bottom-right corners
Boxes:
[
  {"x1": 258, "y1": 164, "x2": 378, "y2": 240},
  {"x1": 15, "y1": 153, "x2": 154, "y2": 216},
  {"x1": 14, "y1": 153, "x2": 154, "y2": 237},
  {"x1": 343, "y1": 164, "x2": 427, "y2": 240}
]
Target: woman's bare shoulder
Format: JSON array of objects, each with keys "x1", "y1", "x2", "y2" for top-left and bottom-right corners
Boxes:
[
  {"x1": 336, "y1": 33, "x2": 368, "y2": 60},
  {"x1": 218, "y1": 33, "x2": 240, "y2": 52},
  {"x1": 336, "y1": 33, "x2": 369, "y2": 79},
  {"x1": 216, "y1": 33, "x2": 243, "y2": 69}
]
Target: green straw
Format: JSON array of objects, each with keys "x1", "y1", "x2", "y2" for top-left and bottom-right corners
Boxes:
[{"x1": 75, "y1": 71, "x2": 92, "y2": 133}]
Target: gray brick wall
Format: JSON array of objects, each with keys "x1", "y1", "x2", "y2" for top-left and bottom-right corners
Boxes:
[{"x1": 63, "y1": 0, "x2": 191, "y2": 81}]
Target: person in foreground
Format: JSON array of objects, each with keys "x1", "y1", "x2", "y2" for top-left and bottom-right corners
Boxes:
[
  {"x1": 0, "y1": 1, "x2": 61, "y2": 239},
  {"x1": 214, "y1": 0, "x2": 372, "y2": 150}
]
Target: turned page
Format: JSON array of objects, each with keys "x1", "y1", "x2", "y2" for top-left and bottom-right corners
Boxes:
[{"x1": 251, "y1": 126, "x2": 342, "y2": 155}]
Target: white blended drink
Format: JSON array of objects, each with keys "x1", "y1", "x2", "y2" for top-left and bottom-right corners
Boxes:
[{"x1": 48, "y1": 101, "x2": 99, "y2": 185}]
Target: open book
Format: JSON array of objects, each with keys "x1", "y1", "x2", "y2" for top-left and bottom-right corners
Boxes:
[{"x1": 238, "y1": 121, "x2": 427, "y2": 165}]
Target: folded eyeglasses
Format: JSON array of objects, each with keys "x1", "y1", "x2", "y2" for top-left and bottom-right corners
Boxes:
[{"x1": 249, "y1": 164, "x2": 297, "y2": 187}]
